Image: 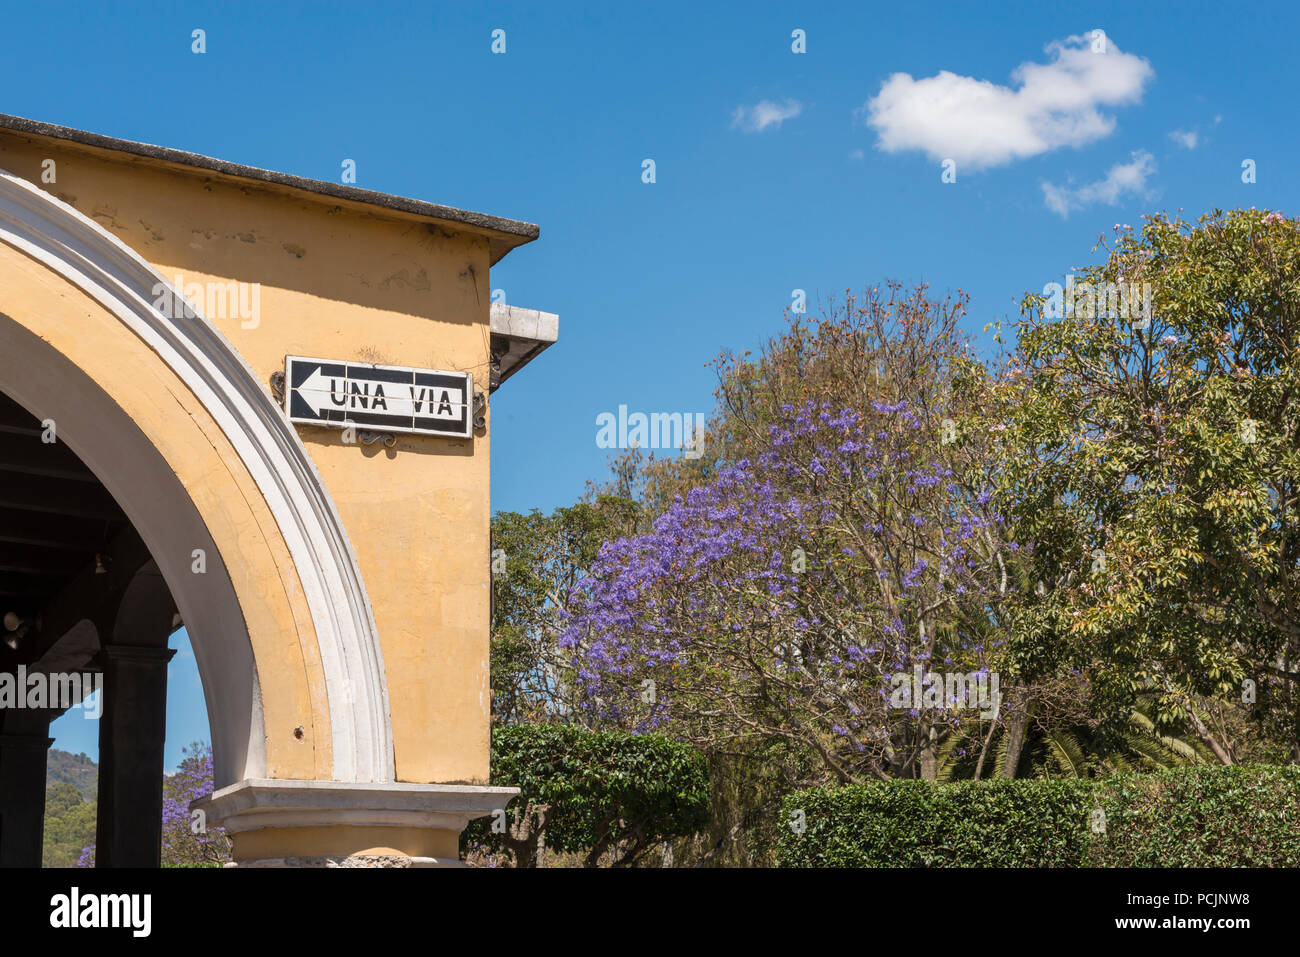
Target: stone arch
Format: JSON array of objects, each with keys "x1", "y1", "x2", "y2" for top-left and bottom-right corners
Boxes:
[{"x1": 0, "y1": 168, "x2": 394, "y2": 787}]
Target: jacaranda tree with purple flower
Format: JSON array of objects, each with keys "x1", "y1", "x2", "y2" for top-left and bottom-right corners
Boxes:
[
  {"x1": 562, "y1": 285, "x2": 1021, "y2": 782},
  {"x1": 160, "y1": 741, "x2": 230, "y2": 867},
  {"x1": 77, "y1": 741, "x2": 230, "y2": 868}
]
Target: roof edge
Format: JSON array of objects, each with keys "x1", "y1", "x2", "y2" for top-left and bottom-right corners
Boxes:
[{"x1": 0, "y1": 114, "x2": 540, "y2": 264}]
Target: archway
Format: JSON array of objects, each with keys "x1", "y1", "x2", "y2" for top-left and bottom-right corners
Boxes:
[
  {"x1": 0, "y1": 148, "x2": 525, "y2": 867},
  {"x1": 0, "y1": 167, "x2": 395, "y2": 787}
]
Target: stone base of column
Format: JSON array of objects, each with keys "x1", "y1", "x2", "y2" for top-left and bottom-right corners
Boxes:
[
  {"x1": 225, "y1": 854, "x2": 462, "y2": 868},
  {"x1": 194, "y1": 779, "x2": 519, "y2": 868}
]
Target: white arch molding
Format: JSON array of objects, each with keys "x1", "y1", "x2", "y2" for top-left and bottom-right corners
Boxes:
[{"x1": 0, "y1": 168, "x2": 395, "y2": 786}]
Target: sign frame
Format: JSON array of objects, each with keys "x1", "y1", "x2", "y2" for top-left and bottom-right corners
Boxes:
[{"x1": 283, "y1": 355, "x2": 474, "y2": 439}]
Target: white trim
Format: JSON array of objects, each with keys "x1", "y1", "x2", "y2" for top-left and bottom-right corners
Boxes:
[{"x1": 0, "y1": 170, "x2": 394, "y2": 783}]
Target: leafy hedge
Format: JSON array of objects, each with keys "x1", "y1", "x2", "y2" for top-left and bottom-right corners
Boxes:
[
  {"x1": 1094, "y1": 765, "x2": 1300, "y2": 866},
  {"x1": 462, "y1": 724, "x2": 711, "y2": 865},
  {"x1": 777, "y1": 765, "x2": 1300, "y2": 867}
]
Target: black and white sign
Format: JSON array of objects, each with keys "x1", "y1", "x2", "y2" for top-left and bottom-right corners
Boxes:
[{"x1": 284, "y1": 355, "x2": 473, "y2": 438}]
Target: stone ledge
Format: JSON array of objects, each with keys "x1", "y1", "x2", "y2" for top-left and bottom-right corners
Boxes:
[
  {"x1": 489, "y1": 303, "x2": 559, "y2": 391},
  {"x1": 229, "y1": 855, "x2": 464, "y2": 868},
  {"x1": 194, "y1": 778, "x2": 521, "y2": 835}
]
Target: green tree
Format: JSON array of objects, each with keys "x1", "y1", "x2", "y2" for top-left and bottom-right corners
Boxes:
[
  {"x1": 1004, "y1": 209, "x2": 1300, "y2": 763},
  {"x1": 490, "y1": 497, "x2": 641, "y2": 725},
  {"x1": 42, "y1": 782, "x2": 96, "y2": 867},
  {"x1": 462, "y1": 724, "x2": 710, "y2": 867}
]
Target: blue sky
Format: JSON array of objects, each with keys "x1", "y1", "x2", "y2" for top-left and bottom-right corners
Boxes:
[{"x1": 5, "y1": 0, "x2": 1294, "y2": 765}]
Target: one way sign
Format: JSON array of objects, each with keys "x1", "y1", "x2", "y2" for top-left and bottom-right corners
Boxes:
[{"x1": 284, "y1": 355, "x2": 473, "y2": 438}]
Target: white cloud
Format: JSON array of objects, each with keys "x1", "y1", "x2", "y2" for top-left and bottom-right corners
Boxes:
[
  {"x1": 1041, "y1": 150, "x2": 1156, "y2": 218},
  {"x1": 1169, "y1": 129, "x2": 1199, "y2": 149},
  {"x1": 862, "y1": 32, "x2": 1153, "y2": 170},
  {"x1": 731, "y1": 98, "x2": 803, "y2": 133}
]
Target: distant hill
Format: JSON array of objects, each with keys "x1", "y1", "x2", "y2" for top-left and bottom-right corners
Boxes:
[{"x1": 46, "y1": 749, "x2": 97, "y2": 800}]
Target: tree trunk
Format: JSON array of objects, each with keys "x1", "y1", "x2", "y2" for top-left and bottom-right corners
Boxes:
[
  {"x1": 998, "y1": 687, "x2": 1030, "y2": 778},
  {"x1": 974, "y1": 719, "x2": 997, "y2": 780},
  {"x1": 919, "y1": 724, "x2": 938, "y2": 781}
]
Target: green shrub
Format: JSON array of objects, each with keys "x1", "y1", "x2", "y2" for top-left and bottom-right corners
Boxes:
[
  {"x1": 777, "y1": 765, "x2": 1300, "y2": 867},
  {"x1": 1091, "y1": 764, "x2": 1300, "y2": 867},
  {"x1": 463, "y1": 724, "x2": 711, "y2": 866}
]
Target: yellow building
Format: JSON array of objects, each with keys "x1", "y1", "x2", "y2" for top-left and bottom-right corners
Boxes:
[{"x1": 0, "y1": 114, "x2": 556, "y2": 866}]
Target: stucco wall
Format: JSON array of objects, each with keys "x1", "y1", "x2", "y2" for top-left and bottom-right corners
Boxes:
[{"x1": 0, "y1": 130, "x2": 494, "y2": 785}]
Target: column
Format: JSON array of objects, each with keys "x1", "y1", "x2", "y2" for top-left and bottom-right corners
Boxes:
[
  {"x1": 94, "y1": 645, "x2": 175, "y2": 867},
  {"x1": 0, "y1": 707, "x2": 54, "y2": 868},
  {"x1": 195, "y1": 779, "x2": 520, "y2": 867}
]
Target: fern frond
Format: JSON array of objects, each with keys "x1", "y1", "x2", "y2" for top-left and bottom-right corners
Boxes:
[{"x1": 1043, "y1": 729, "x2": 1089, "y2": 778}]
